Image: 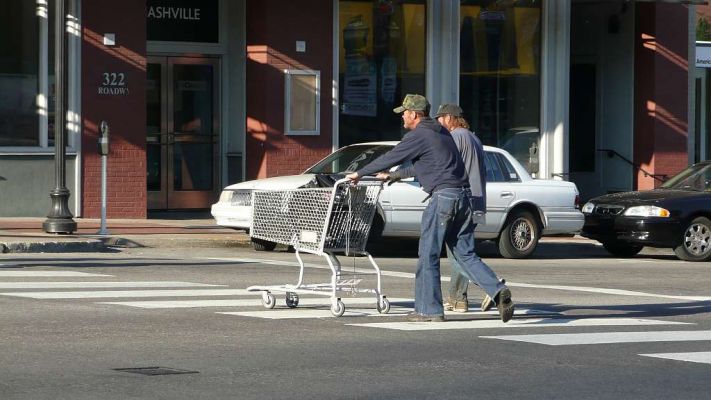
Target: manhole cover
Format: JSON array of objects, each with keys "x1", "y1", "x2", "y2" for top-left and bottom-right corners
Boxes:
[{"x1": 113, "y1": 367, "x2": 199, "y2": 376}]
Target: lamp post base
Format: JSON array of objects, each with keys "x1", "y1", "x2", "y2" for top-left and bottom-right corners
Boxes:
[{"x1": 43, "y1": 188, "x2": 77, "y2": 234}]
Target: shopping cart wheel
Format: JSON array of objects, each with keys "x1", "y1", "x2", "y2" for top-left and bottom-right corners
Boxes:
[
  {"x1": 261, "y1": 292, "x2": 276, "y2": 309},
  {"x1": 331, "y1": 300, "x2": 346, "y2": 317},
  {"x1": 285, "y1": 292, "x2": 299, "y2": 308},
  {"x1": 376, "y1": 297, "x2": 390, "y2": 314}
]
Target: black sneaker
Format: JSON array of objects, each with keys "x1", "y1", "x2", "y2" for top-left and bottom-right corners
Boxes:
[
  {"x1": 495, "y1": 288, "x2": 515, "y2": 323},
  {"x1": 405, "y1": 312, "x2": 445, "y2": 322}
]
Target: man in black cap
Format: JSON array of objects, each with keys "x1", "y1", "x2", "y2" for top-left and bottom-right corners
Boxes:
[{"x1": 345, "y1": 94, "x2": 514, "y2": 322}]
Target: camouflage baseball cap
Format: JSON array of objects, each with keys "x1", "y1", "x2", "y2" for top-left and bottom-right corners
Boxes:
[
  {"x1": 393, "y1": 94, "x2": 430, "y2": 113},
  {"x1": 435, "y1": 103, "x2": 463, "y2": 118}
]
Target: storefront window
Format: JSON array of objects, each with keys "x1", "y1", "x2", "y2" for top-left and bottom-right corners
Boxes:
[
  {"x1": 459, "y1": 0, "x2": 541, "y2": 173},
  {"x1": 0, "y1": 1, "x2": 40, "y2": 146},
  {"x1": 338, "y1": 0, "x2": 426, "y2": 147}
]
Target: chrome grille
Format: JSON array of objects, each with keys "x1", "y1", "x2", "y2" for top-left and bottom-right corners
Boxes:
[
  {"x1": 230, "y1": 190, "x2": 252, "y2": 206},
  {"x1": 594, "y1": 204, "x2": 624, "y2": 216}
]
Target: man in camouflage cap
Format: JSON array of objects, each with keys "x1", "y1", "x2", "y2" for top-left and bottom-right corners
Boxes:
[{"x1": 346, "y1": 94, "x2": 514, "y2": 323}]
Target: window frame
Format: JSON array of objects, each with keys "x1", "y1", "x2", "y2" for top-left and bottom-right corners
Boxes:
[
  {"x1": 284, "y1": 69, "x2": 321, "y2": 136},
  {"x1": 0, "y1": 0, "x2": 79, "y2": 154}
]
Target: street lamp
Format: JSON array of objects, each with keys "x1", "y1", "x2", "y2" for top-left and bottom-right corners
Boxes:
[{"x1": 43, "y1": 0, "x2": 77, "y2": 234}]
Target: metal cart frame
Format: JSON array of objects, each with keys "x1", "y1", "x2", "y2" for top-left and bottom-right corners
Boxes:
[{"x1": 246, "y1": 178, "x2": 389, "y2": 317}]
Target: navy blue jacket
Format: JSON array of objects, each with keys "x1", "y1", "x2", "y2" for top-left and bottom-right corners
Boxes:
[{"x1": 355, "y1": 118, "x2": 469, "y2": 194}]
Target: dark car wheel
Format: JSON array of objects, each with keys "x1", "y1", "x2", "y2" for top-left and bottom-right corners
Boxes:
[
  {"x1": 252, "y1": 237, "x2": 277, "y2": 252},
  {"x1": 498, "y1": 210, "x2": 540, "y2": 259},
  {"x1": 674, "y1": 216, "x2": 711, "y2": 262},
  {"x1": 602, "y1": 240, "x2": 643, "y2": 258}
]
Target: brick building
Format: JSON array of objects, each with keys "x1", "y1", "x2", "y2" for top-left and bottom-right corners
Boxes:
[{"x1": 0, "y1": 0, "x2": 702, "y2": 217}]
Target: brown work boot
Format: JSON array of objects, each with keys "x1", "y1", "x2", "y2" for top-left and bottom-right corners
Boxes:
[
  {"x1": 405, "y1": 312, "x2": 445, "y2": 322},
  {"x1": 443, "y1": 297, "x2": 468, "y2": 313},
  {"x1": 481, "y1": 294, "x2": 494, "y2": 312}
]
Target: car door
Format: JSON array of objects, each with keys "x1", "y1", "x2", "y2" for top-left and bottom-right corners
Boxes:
[
  {"x1": 385, "y1": 162, "x2": 429, "y2": 235},
  {"x1": 479, "y1": 151, "x2": 519, "y2": 234}
]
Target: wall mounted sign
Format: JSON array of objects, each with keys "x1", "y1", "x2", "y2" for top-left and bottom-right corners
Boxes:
[
  {"x1": 696, "y1": 43, "x2": 711, "y2": 68},
  {"x1": 147, "y1": 0, "x2": 218, "y2": 43},
  {"x1": 98, "y1": 72, "x2": 129, "y2": 95}
]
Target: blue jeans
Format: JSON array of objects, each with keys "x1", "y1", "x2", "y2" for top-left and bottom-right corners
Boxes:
[{"x1": 415, "y1": 188, "x2": 505, "y2": 316}]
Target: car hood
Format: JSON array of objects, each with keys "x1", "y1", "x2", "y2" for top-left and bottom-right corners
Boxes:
[
  {"x1": 591, "y1": 189, "x2": 702, "y2": 205},
  {"x1": 222, "y1": 174, "x2": 316, "y2": 191}
]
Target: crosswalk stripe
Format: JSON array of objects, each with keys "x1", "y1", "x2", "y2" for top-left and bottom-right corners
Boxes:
[
  {"x1": 640, "y1": 352, "x2": 711, "y2": 365},
  {"x1": 0, "y1": 289, "x2": 251, "y2": 299},
  {"x1": 480, "y1": 330, "x2": 711, "y2": 345},
  {"x1": 349, "y1": 318, "x2": 690, "y2": 331},
  {"x1": 210, "y1": 257, "x2": 709, "y2": 302},
  {"x1": 220, "y1": 307, "x2": 553, "y2": 320},
  {"x1": 0, "y1": 281, "x2": 223, "y2": 289},
  {"x1": 219, "y1": 308, "x2": 412, "y2": 319},
  {"x1": 99, "y1": 297, "x2": 414, "y2": 309},
  {"x1": 0, "y1": 271, "x2": 112, "y2": 277}
]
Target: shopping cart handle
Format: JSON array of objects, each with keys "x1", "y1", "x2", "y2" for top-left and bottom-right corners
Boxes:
[{"x1": 336, "y1": 176, "x2": 384, "y2": 188}]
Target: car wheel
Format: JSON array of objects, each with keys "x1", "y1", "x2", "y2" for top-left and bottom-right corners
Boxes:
[
  {"x1": 602, "y1": 240, "x2": 643, "y2": 258},
  {"x1": 498, "y1": 210, "x2": 540, "y2": 259},
  {"x1": 251, "y1": 237, "x2": 277, "y2": 252},
  {"x1": 673, "y1": 217, "x2": 711, "y2": 262}
]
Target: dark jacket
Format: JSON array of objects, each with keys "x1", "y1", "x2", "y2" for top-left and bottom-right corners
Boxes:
[{"x1": 355, "y1": 118, "x2": 468, "y2": 194}]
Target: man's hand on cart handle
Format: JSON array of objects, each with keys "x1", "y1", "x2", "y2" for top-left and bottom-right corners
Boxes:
[{"x1": 345, "y1": 172, "x2": 360, "y2": 184}]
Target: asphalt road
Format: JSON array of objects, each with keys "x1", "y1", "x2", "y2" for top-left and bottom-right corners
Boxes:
[{"x1": 1, "y1": 241, "x2": 710, "y2": 400}]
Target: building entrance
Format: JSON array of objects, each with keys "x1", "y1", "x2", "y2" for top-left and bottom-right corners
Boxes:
[{"x1": 146, "y1": 56, "x2": 220, "y2": 209}]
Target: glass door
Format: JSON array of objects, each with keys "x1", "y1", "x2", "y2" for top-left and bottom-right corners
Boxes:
[{"x1": 147, "y1": 56, "x2": 219, "y2": 209}]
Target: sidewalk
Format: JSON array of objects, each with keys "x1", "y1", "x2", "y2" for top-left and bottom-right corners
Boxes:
[
  {"x1": 0, "y1": 217, "x2": 252, "y2": 253},
  {"x1": 0, "y1": 216, "x2": 597, "y2": 254}
]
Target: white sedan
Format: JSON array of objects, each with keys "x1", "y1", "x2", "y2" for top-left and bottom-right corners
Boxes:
[{"x1": 211, "y1": 142, "x2": 584, "y2": 258}]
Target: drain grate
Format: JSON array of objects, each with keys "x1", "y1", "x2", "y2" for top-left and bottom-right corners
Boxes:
[{"x1": 113, "y1": 367, "x2": 199, "y2": 376}]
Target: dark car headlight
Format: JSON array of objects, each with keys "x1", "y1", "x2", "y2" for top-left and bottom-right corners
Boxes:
[{"x1": 622, "y1": 206, "x2": 670, "y2": 217}]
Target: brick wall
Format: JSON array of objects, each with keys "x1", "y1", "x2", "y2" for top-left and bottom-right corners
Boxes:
[
  {"x1": 81, "y1": 1, "x2": 147, "y2": 217},
  {"x1": 634, "y1": 3, "x2": 689, "y2": 190},
  {"x1": 245, "y1": 0, "x2": 333, "y2": 179}
]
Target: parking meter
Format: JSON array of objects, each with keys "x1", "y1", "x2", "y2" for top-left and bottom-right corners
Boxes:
[
  {"x1": 99, "y1": 121, "x2": 110, "y2": 155},
  {"x1": 97, "y1": 120, "x2": 110, "y2": 235}
]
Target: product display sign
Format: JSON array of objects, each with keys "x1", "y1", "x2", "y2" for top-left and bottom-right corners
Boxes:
[{"x1": 147, "y1": 0, "x2": 218, "y2": 43}]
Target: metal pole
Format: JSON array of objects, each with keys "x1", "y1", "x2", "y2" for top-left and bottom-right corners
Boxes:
[
  {"x1": 43, "y1": 0, "x2": 77, "y2": 234},
  {"x1": 97, "y1": 121, "x2": 109, "y2": 236}
]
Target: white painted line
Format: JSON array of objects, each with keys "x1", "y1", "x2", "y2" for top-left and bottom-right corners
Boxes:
[
  {"x1": 640, "y1": 352, "x2": 711, "y2": 365},
  {"x1": 220, "y1": 307, "x2": 553, "y2": 320},
  {"x1": 219, "y1": 308, "x2": 412, "y2": 319},
  {"x1": 481, "y1": 330, "x2": 711, "y2": 346},
  {"x1": 508, "y1": 283, "x2": 711, "y2": 302},
  {"x1": 99, "y1": 297, "x2": 414, "y2": 309},
  {"x1": 0, "y1": 271, "x2": 112, "y2": 277},
  {"x1": 350, "y1": 318, "x2": 690, "y2": 331},
  {"x1": 0, "y1": 281, "x2": 224, "y2": 289},
  {"x1": 0, "y1": 289, "x2": 252, "y2": 299},
  {"x1": 208, "y1": 257, "x2": 418, "y2": 280},
  {"x1": 210, "y1": 256, "x2": 710, "y2": 301}
]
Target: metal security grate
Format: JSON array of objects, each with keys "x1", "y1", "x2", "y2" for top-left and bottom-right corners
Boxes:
[{"x1": 113, "y1": 367, "x2": 199, "y2": 376}]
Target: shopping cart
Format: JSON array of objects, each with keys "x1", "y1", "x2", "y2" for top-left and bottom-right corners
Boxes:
[{"x1": 246, "y1": 177, "x2": 389, "y2": 317}]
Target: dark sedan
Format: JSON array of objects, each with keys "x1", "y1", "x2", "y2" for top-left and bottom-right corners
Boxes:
[{"x1": 581, "y1": 161, "x2": 711, "y2": 261}]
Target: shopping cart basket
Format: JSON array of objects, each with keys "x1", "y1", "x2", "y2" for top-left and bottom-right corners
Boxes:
[{"x1": 246, "y1": 178, "x2": 389, "y2": 317}]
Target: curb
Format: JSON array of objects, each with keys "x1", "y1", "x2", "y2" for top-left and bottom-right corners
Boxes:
[{"x1": 1, "y1": 240, "x2": 106, "y2": 253}]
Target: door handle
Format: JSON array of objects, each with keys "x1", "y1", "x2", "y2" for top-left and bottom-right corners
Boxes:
[{"x1": 500, "y1": 191, "x2": 514, "y2": 198}]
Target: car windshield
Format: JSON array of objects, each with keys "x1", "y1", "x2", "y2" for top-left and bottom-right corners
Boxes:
[
  {"x1": 660, "y1": 163, "x2": 711, "y2": 192},
  {"x1": 305, "y1": 144, "x2": 394, "y2": 174}
]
